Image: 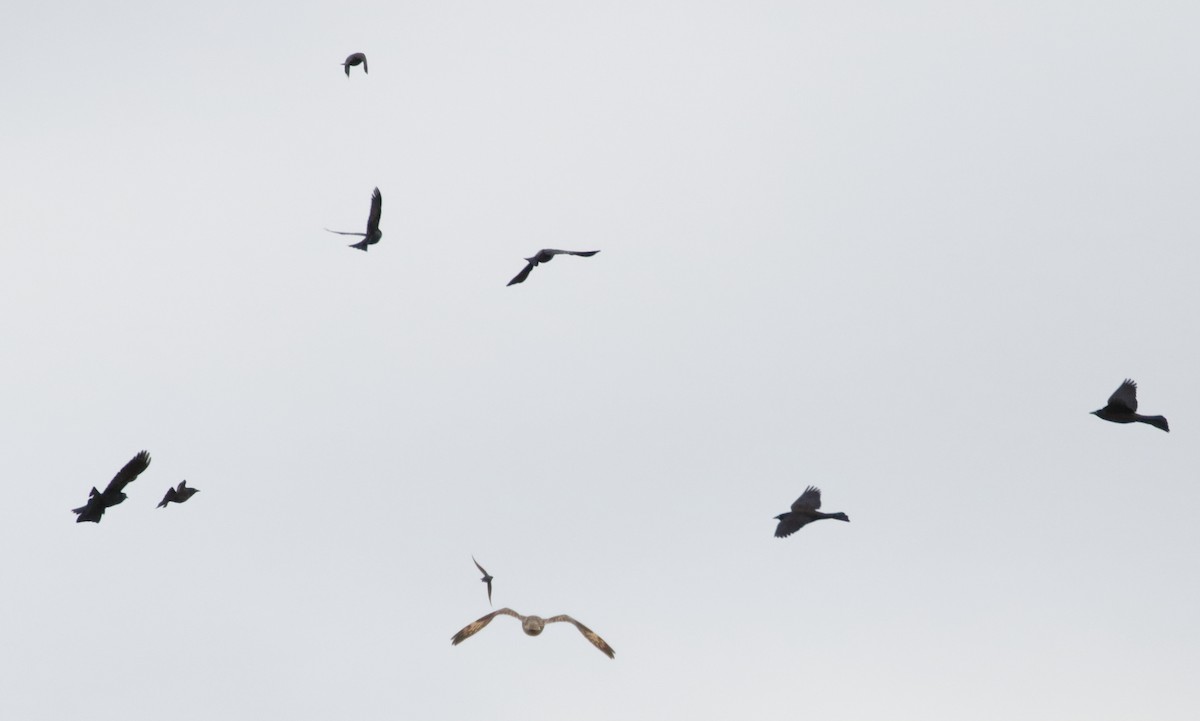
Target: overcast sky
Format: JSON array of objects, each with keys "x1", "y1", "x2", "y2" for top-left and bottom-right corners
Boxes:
[{"x1": 2, "y1": 1, "x2": 1199, "y2": 719}]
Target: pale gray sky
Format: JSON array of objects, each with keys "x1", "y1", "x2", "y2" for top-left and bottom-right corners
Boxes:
[{"x1": 2, "y1": 1, "x2": 1199, "y2": 719}]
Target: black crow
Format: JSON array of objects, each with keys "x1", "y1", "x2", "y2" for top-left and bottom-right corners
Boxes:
[
  {"x1": 325, "y1": 188, "x2": 382, "y2": 251},
  {"x1": 73, "y1": 451, "x2": 151, "y2": 523},
  {"x1": 1092, "y1": 379, "x2": 1168, "y2": 432},
  {"x1": 507, "y1": 249, "x2": 599, "y2": 286},
  {"x1": 157, "y1": 480, "x2": 199, "y2": 508},
  {"x1": 342, "y1": 52, "x2": 367, "y2": 77},
  {"x1": 774, "y1": 486, "x2": 849, "y2": 538}
]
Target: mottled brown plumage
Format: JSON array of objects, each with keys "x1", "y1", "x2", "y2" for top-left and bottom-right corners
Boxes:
[{"x1": 451, "y1": 608, "x2": 614, "y2": 658}]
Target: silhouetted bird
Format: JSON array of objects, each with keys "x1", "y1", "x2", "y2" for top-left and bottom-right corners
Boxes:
[
  {"x1": 157, "y1": 480, "x2": 199, "y2": 509},
  {"x1": 72, "y1": 451, "x2": 151, "y2": 523},
  {"x1": 451, "y1": 608, "x2": 614, "y2": 658},
  {"x1": 507, "y1": 249, "x2": 599, "y2": 286},
  {"x1": 342, "y1": 52, "x2": 367, "y2": 77},
  {"x1": 774, "y1": 486, "x2": 849, "y2": 538},
  {"x1": 473, "y1": 557, "x2": 494, "y2": 606},
  {"x1": 325, "y1": 187, "x2": 382, "y2": 251},
  {"x1": 1091, "y1": 379, "x2": 1169, "y2": 432}
]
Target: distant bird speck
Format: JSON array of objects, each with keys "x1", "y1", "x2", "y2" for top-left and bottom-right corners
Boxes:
[
  {"x1": 157, "y1": 480, "x2": 199, "y2": 509},
  {"x1": 507, "y1": 249, "x2": 599, "y2": 286},
  {"x1": 325, "y1": 187, "x2": 382, "y2": 251},
  {"x1": 72, "y1": 451, "x2": 151, "y2": 523},
  {"x1": 473, "y1": 557, "x2": 494, "y2": 606},
  {"x1": 451, "y1": 608, "x2": 614, "y2": 658},
  {"x1": 773, "y1": 486, "x2": 850, "y2": 538},
  {"x1": 342, "y1": 52, "x2": 367, "y2": 77},
  {"x1": 1091, "y1": 379, "x2": 1169, "y2": 432}
]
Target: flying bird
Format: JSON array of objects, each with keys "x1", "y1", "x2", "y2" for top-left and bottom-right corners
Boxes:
[
  {"x1": 72, "y1": 451, "x2": 152, "y2": 523},
  {"x1": 473, "y1": 557, "x2": 494, "y2": 606},
  {"x1": 342, "y1": 52, "x2": 367, "y2": 77},
  {"x1": 506, "y1": 249, "x2": 599, "y2": 286},
  {"x1": 325, "y1": 187, "x2": 382, "y2": 251},
  {"x1": 1091, "y1": 379, "x2": 1169, "y2": 432},
  {"x1": 773, "y1": 486, "x2": 849, "y2": 538},
  {"x1": 451, "y1": 608, "x2": 614, "y2": 659},
  {"x1": 157, "y1": 480, "x2": 199, "y2": 509}
]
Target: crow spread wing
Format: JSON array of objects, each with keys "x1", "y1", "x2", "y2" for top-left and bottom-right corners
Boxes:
[
  {"x1": 157, "y1": 487, "x2": 178, "y2": 508},
  {"x1": 546, "y1": 615, "x2": 615, "y2": 658},
  {"x1": 774, "y1": 514, "x2": 810, "y2": 538},
  {"x1": 507, "y1": 261, "x2": 536, "y2": 286},
  {"x1": 791, "y1": 485, "x2": 822, "y2": 512},
  {"x1": 1108, "y1": 379, "x2": 1139, "y2": 413},
  {"x1": 105, "y1": 451, "x2": 151, "y2": 495},
  {"x1": 366, "y1": 188, "x2": 382, "y2": 234},
  {"x1": 539, "y1": 249, "x2": 600, "y2": 260}
]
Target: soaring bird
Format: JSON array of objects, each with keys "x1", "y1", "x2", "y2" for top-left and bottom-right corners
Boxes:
[
  {"x1": 157, "y1": 480, "x2": 199, "y2": 509},
  {"x1": 1091, "y1": 379, "x2": 1169, "y2": 432},
  {"x1": 472, "y1": 557, "x2": 494, "y2": 606},
  {"x1": 342, "y1": 52, "x2": 368, "y2": 77},
  {"x1": 506, "y1": 249, "x2": 599, "y2": 286},
  {"x1": 325, "y1": 187, "x2": 382, "y2": 251},
  {"x1": 773, "y1": 486, "x2": 849, "y2": 539},
  {"x1": 72, "y1": 451, "x2": 152, "y2": 523},
  {"x1": 451, "y1": 608, "x2": 614, "y2": 658}
]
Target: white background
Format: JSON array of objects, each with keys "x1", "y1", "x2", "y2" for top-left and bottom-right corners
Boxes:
[{"x1": 2, "y1": 1, "x2": 1198, "y2": 719}]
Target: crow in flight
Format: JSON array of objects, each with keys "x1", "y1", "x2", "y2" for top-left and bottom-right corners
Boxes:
[
  {"x1": 73, "y1": 451, "x2": 151, "y2": 523},
  {"x1": 451, "y1": 608, "x2": 614, "y2": 658},
  {"x1": 157, "y1": 480, "x2": 199, "y2": 508},
  {"x1": 1091, "y1": 379, "x2": 1169, "y2": 432},
  {"x1": 774, "y1": 486, "x2": 850, "y2": 539},
  {"x1": 507, "y1": 249, "x2": 599, "y2": 286},
  {"x1": 342, "y1": 52, "x2": 367, "y2": 77},
  {"x1": 325, "y1": 188, "x2": 382, "y2": 251}
]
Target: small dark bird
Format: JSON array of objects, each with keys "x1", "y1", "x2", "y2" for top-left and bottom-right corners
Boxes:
[
  {"x1": 157, "y1": 480, "x2": 199, "y2": 508},
  {"x1": 473, "y1": 557, "x2": 494, "y2": 606},
  {"x1": 451, "y1": 608, "x2": 614, "y2": 659},
  {"x1": 342, "y1": 52, "x2": 368, "y2": 77},
  {"x1": 507, "y1": 249, "x2": 599, "y2": 286},
  {"x1": 72, "y1": 451, "x2": 151, "y2": 523},
  {"x1": 773, "y1": 486, "x2": 849, "y2": 538},
  {"x1": 1091, "y1": 379, "x2": 1169, "y2": 432},
  {"x1": 325, "y1": 187, "x2": 382, "y2": 251}
]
